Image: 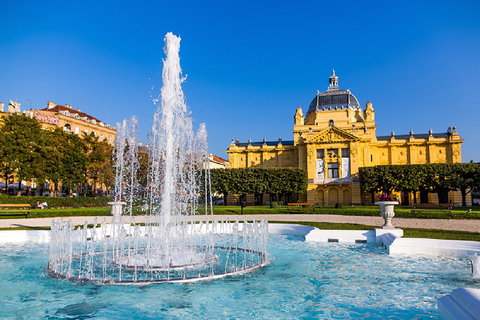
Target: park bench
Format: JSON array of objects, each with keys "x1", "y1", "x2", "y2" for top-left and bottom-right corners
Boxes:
[
  {"x1": 0, "y1": 204, "x2": 31, "y2": 219},
  {"x1": 287, "y1": 203, "x2": 315, "y2": 214},
  {"x1": 410, "y1": 203, "x2": 453, "y2": 218}
]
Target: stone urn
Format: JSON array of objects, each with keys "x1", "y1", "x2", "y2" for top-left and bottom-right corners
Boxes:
[
  {"x1": 107, "y1": 201, "x2": 126, "y2": 218},
  {"x1": 375, "y1": 201, "x2": 399, "y2": 229}
]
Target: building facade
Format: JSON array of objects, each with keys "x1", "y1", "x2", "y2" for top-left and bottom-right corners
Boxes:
[
  {"x1": 227, "y1": 71, "x2": 465, "y2": 206},
  {"x1": 24, "y1": 101, "x2": 116, "y2": 144}
]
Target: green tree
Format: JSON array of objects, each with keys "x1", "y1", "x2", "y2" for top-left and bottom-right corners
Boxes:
[
  {"x1": 43, "y1": 129, "x2": 87, "y2": 195},
  {"x1": 210, "y1": 168, "x2": 234, "y2": 204},
  {"x1": 360, "y1": 163, "x2": 480, "y2": 206},
  {"x1": 137, "y1": 147, "x2": 149, "y2": 196},
  {"x1": 209, "y1": 167, "x2": 307, "y2": 204},
  {"x1": 442, "y1": 163, "x2": 480, "y2": 207},
  {"x1": 81, "y1": 132, "x2": 113, "y2": 196},
  {"x1": 359, "y1": 166, "x2": 381, "y2": 203},
  {"x1": 0, "y1": 113, "x2": 45, "y2": 195},
  {"x1": 399, "y1": 165, "x2": 427, "y2": 204}
]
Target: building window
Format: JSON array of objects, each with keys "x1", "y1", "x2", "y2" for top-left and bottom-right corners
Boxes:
[
  {"x1": 341, "y1": 148, "x2": 349, "y2": 158},
  {"x1": 75, "y1": 126, "x2": 79, "y2": 134},
  {"x1": 327, "y1": 149, "x2": 338, "y2": 156},
  {"x1": 64, "y1": 110, "x2": 70, "y2": 116},
  {"x1": 100, "y1": 133, "x2": 104, "y2": 140},
  {"x1": 329, "y1": 119, "x2": 334, "y2": 126},
  {"x1": 317, "y1": 149, "x2": 324, "y2": 159},
  {"x1": 328, "y1": 163, "x2": 339, "y2": 178},
  {"x1": 108, "y1": 136, "x2": 111, "y2": 143},
  {"x1": 85, "y1": 129, "x2": 88, "y2": 134},
  {"x1": 64, "y1": 124, "x2": 71, "y2": 132}
]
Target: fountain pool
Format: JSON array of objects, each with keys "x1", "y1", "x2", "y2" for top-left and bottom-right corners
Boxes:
[{"x1": 1, "y1": 232, "x2": 477, "y2": 319}]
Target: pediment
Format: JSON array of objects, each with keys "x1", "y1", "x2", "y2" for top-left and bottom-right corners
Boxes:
[{"x1": 306, "y1": 126, "x2": 359, "y2": 144}]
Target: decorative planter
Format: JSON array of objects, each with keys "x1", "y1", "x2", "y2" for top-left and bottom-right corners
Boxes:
[
  {"x1": 107, "y1": 201, "x2": 126, "y2": 218},
  {"x1": 375, "y1": 201, "x2": 399, "y2": 229}
]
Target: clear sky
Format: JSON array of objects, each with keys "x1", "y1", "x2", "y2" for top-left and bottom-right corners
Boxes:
[{"x1": 1, "y1": 0, "x2": 479, "y2": 162}]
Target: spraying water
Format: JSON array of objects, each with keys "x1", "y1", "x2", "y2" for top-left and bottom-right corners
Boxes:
[{"x1": 47, "y1": 33, "x2": 268, "y2": 284}]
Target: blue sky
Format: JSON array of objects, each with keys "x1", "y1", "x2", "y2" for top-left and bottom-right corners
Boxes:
[{"x1": 1, "y1": 0, "x2": 479, "y2": 161}]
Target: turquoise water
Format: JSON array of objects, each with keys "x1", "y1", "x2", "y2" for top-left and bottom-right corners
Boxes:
[{"x1": 0, "y1": 235, "x2": 478, "y2": 319}]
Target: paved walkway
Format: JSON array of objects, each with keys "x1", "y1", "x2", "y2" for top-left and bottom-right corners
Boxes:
[{"x1": 1, "y1": 214, "x2": 480, "y2": 233}]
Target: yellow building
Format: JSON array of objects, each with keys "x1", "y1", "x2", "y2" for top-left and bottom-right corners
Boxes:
[
  {"x1": 227, "y1": 71, "x2": 465, "y2": 206},
  {"x1": 25, "y1": 101, "x2": 116, "y2": 144}
]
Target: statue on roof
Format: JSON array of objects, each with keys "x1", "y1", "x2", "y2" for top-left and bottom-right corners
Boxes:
[
  {"x1": 294, "y1": 106, "x2": 304, "y2": 125},
  {"x1": 364, "y1": 101, "x2": 374, "y2": 121}
]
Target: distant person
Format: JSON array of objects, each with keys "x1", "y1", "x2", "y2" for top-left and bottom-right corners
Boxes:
[{"x1": 40, "y1": 201, "x2": 48, "y2": 209}]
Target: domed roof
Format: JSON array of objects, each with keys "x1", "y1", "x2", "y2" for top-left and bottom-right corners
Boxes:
[{"x1": 306, "y1": 70, "x2": 361, "y2": 115}]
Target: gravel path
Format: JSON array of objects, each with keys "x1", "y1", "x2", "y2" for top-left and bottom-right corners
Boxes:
[{"x1": 1, "y1": 214, "x2": 479, "y2": 233}]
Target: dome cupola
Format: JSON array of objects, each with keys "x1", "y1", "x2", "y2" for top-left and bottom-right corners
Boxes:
[
  {"x1": 328, "y1": 69, "x2": 339, "y2": 90},
  {"x1": 306, "y1": 70, "x2": 362, "y2": 115}
]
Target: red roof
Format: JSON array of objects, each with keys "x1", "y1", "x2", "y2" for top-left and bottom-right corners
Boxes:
[
  {"x1": 210, "y1": 155, "x2": 228, "y2": 164},
  {"x1": 37, "y1": 104, "x2": 103, "y2": 124}
]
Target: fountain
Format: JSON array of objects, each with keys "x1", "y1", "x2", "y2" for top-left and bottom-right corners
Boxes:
[{"x1": 46, "y1": 32, "x2": 268, "y2": 284}]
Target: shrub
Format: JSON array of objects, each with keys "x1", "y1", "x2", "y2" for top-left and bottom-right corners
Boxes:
[
  {"x1": 270, "y1": 202, "x2": 278, "y2": 209},
  {"x1": 0, "y1": 194, "x2": 111, "y2": 208},
  {"x1": 335, "y1": 202, "x2": 343, "y2": 209}
]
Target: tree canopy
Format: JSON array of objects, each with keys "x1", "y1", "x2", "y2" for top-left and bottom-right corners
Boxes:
[
  {"x1": 0, "y1": 113, "x2": 45, "y2": 194},
  {"x1": 359, "y1": 163, "x2": 480, "y2": 206},
  {"x1": 209, "y1": 168, "x2": 308, "y2": 202},
  {"x1": 0, "y1": 114, "x2": 113, "y2": 196}
]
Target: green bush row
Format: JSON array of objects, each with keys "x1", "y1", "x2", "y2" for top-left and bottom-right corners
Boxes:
[{"x1": 0, "y1": 194, "x2": 112, "y2": 208}]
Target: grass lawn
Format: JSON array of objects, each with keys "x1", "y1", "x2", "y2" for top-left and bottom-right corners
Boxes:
[
  {"x1": 1, "y1": 204, "x2": 478, "y2": 220},
  {"x1": 210, "y1": 205, "x2": 480, "y2": 220},
  {"x1": 0, "y1": 207, "x2": 111, "y2": 219}
]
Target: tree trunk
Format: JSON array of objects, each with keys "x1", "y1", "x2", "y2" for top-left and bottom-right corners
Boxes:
[
  {"x1": 17, "y1": 180, "x2": 22, "y2": 196},
  {"x1": 4, "y1": 173, "x2": 8, "y2": 194},
  {"x1": 223, "y1": 192, "x2": 228, "y2": 205},
  {"x1": 461, "y1": 188, "x2": 467, "y2": 207}
]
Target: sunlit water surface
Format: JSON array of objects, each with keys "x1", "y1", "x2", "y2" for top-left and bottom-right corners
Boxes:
[{"x1": 1, "y1": 234, "x2": 477, "y2": 319}]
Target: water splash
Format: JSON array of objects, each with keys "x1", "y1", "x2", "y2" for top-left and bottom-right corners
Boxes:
[{"x1": 47, "y1": 32, "x2": 269, "y2": 284}]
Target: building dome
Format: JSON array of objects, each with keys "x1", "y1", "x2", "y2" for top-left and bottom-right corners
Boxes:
[{"x1": 306, "y1": 70, "x2": 361, "y2": 115}]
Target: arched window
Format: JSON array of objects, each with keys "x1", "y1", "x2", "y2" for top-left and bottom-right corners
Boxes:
[
  {"x1": 64, "y1": 123, "x2": 71, "y2": 132},
  {"x1": 108, "y1": 136, "x2": 111, "y2": 143},
  {"x1": 64, "y1": 110, "x2": 70, "y2": 116},
  {"x1": 329, "y1": 119, "x2": 334, "y2": 126}
]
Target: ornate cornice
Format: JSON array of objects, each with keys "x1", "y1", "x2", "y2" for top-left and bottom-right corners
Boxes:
[{"x1": 305, "y1": 126, "x2": 360, "y2": 144}]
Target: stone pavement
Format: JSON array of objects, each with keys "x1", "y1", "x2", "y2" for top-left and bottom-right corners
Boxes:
[{"x1": 0, "y1": 214, "x2": 479, "y2": 233}]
